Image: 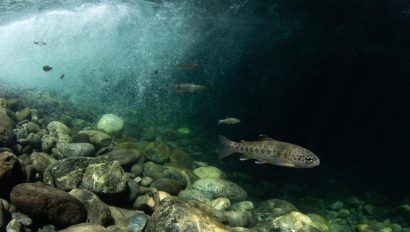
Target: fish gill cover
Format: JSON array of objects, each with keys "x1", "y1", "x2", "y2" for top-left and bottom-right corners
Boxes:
[{"x1": 0, "y1": 0, "x2": 296, "y2": 123}]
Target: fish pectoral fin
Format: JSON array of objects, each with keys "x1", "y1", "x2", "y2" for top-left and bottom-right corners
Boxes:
[
  {"x1": 258, "y1": 134, "x2": 275, "y2": 141},
  {"x1": 255, "y1": 160, "x2": 268, "y2": 164},
  {"x1": 239, "y1": 155, "x2": 251, "y2": 161}
]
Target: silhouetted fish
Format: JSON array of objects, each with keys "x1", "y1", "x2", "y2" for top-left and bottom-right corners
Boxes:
[
  {"x1": 218, "y1": 117, "x2": 240, "y2": 125},
  {"x1": 171, "y1": 83, "x2": 207, "y2": 92},
  {"x1": 218, "y1": 135, "x2": 320, "y2": 168},
  {"x1": 33, "y1": 41, "x2": 46, "y2": 46},
  {"x1": 60, "y1": 74, "x2": 65, "y2": 79},
  {"x1": 42, "y1": 65, "x2": 52, "y2": 72}
]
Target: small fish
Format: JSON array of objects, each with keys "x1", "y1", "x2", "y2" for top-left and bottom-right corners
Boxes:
[
  {"x1": 33, "y1": 41, "x2": 46, "y2": 46},
  {"x1": 218, "y1": 117, "x2": 240, "y2": 125},
  {"x1": 171, "y1": 83, "x2": 207, "y2": 92},
  {"x1": 60, "y1": 74, "x2": 65, "y2": 79},
  {"x1": 176, "y1": 63, "x2": 200, "y2": 69},
  {"x1": 42, "y1": 65, "x2": 52, "y2": 72},
  {"x1": 218, "y1": 135, "x2": 320, "y2": 168}
]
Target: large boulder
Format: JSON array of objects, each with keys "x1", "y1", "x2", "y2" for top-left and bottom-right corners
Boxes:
[
  {"x1": 43, "y1": 157, "x2": 127, "y2": 194},
  {"x1": 10, "y1": 182, "x2": 87, "y2": 228},
  {"x1": 146, "y1": 197, "x2": 229, "y2": 232},
  {"x1": 97, "y1": 114, "x2": 124, "y2": 134},
  {"x1": 0, "y1": 108, "x2": 14, "y2": 146},
  {"x1": 192, "y1": 178, "x2": 247, "y2": 202}
]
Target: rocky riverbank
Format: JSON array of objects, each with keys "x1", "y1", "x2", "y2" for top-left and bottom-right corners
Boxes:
[{"x1": 0, "y1": 93, "x2": 409, "y2": 232}]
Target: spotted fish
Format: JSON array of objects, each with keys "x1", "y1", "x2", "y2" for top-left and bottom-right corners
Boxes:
[{"x1": 218, "y1": 135, "x2": 320, "y2": 168}]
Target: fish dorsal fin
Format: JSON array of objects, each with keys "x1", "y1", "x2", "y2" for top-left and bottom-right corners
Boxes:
[{"x1": 258, "y1": 134, "x2": 275, "y2": 141}]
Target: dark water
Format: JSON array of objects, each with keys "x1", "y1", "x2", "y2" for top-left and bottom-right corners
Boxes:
[{"x1": 1, "y1": 0, "x2": 410, "y2": 230}]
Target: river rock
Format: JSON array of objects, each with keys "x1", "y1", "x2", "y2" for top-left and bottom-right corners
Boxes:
[
  {"x1": 143, "y1": 162, "x2": 165, "y2": 180},
  {"x1": 10, "y1": 182, "x2": 86, "y2": 227},
  {"x1": 192, "y1": 178, "x2": 247, "y2": 202},
  {"x1": 255, "y1": 199, "x2": 298, "y2": 219},
  {"x1": 224, "y1": 210, "x2": 253, "y2": 227},
  {"x1": 0, "y1": 108, "x2": 14, "y2": 146},
  {"x1": 256, "y1": 211, "x2": 321, "y2": 232},
  {"x1": 69, "y1": 189, "x2": 112, "y2": 226},
  {"x1": 41, "y1": 134, "x2": 57, "y2": 152},
  {"x1": 144, "y1": 141, "x2": 170, "y2": 164},
  {"x1": 57, "y1": 143, "x2": 95, "y2": 158},
  {"x1": 142, "y1": 127, "x2": 156, "y2": 141},
  {"x1": 79, "y1": 130, "x2": 112, "y2": 148},
  {"x1": 30, "y1": 152, "x2": 57, "y2": 175},
  {"x1": 178, "y1": 189, "x2": 211, "y2": 203},
  {"x1": 231, "y1": 201, "x2": 255, "y2": 212},
  {"x1": 44, "y1": 157, "x2": 127, "y2": 193},
  {"x1": 0, "y1": 152, "x2": 21, "y2": 198},
  {"x1": 169, "y1": 149, "x2": 193, "y2": 170},
  {"x1": 97, "y1": 114, "x2": 124, "y2": 134},
  {"x1": 47, "y1": 121, "x2": 72, "y2": 144},
  {"x1": 15, "y1": 107, "x2": 31, "y2": 122},
  {"x1": 146, "y1": 196, "x2": 229, "y2": 232},
  {"x1": 100, "y1": 149, "x2": 141, "y2": 169},
  {"x1": 211, "y1": 197, "x2": 231, "y2": 211},
  {"x1": 6, "y1": 219, "x2": 23, "y2": 232},
  {"x1": 25, "y1": 122, "x2": 40, "y2": 133},
  {"x1": 60, "y1": 223, "x2": 109, "y2": 232},
  {"x1": 150, "y1": 178, "x2": 181, "y2": 195},
  {"x1": 193, "y1": 166, "x2": 226, "y2": 179},
  {"x1": 128, "y1": 211, "x2": 148, "y2": 232}
]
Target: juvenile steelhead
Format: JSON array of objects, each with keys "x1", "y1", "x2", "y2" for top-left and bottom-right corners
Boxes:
[{"x1": 219, "y1": 135, "x2": 320, "y2": 168}]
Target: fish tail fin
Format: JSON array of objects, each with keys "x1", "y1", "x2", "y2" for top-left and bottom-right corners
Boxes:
[
  {"x1": 218, "y1": 135, "x2": 234, "y2": 159},
  {"x1": 217, "y1": 120, "x2": 222, "y2": 124}
]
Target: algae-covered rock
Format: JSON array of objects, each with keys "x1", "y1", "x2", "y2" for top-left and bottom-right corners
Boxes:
[
  {"x1": 193, "y1": 166, "x2": 226, "y2": 179},
  {"x1": 146, "y1": 196, "x2": 229, "y2": 232},
  {"x1": 97, "y1": 114, "x2": 124, "y2": 134},
  {"x1": 47, "y1": 121, "x2": 71, "y2": 144},
  {"x1": 44, "y1": 157, "x2": 127, "y2": 193},
  {"x1": 192, "y1": 178, "x2": 247, "y2": 202},
  {"x1": 57, "y1": 143, "x2": 95, "y2": 158}
]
